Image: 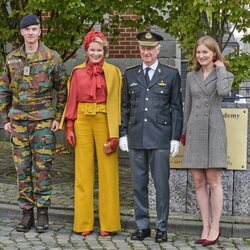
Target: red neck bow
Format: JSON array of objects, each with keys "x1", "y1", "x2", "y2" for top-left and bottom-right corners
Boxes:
[
  {"x1": 86, "y1": 61, "x2": 104, "y2": 76},
  {"x1": 86, "y1": 60, "x2": 105, "y2": 99}
]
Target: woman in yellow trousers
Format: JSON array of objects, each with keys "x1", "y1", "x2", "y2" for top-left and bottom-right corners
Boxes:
[{"x1": 61, "y1": 31, "x2": 121, "y2": 236}]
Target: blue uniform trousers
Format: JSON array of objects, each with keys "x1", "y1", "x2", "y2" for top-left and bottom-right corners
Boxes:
[{"x1": 129, "y1": 149, "x2": 170, "y2": 231}]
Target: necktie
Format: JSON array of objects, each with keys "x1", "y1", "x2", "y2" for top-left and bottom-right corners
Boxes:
[{"x1": 145, "y1": 67, "x2": 151, "y2": 86}]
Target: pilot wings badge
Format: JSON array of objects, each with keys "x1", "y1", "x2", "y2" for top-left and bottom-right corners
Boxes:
[
  {"x1": 130, "y1": 82, "x2": 138, "y2": 87},
  {"x1": 157, "y1": 80, "x2": 167, "y2": 86}
]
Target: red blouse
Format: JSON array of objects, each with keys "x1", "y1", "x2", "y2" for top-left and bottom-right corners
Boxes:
[{"x1": 65, "y1": 61, "x2": 107, "y2": 128}]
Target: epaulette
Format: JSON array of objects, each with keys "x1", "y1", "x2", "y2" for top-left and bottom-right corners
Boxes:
[
  {"x1": 126, "y1": 64, "x2": 140, "y2": 70},
  {"x1": 164, "y1": 64, "x2": 178, "y2": 70}
]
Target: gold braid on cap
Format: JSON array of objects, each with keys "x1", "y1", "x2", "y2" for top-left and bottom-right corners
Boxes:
[{"x1": 138, "y1": 41, "x2": 159, "y2": 46}]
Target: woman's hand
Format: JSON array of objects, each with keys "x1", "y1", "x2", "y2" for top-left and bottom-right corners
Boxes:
[
  {"x1": 180, "y1": 132, "x2": 186, "y2": 146},
  {"x1": 104, "y1": 138, "x2": 119, "y2": 154},
  {"x1": 66, "y1": 127, "x2": 76, "y2": 147},
  {"x1": 214, "y1": 60, "x2": 225, "y2": 68}
]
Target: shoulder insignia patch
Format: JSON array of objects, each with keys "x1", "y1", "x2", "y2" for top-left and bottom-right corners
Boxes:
[{"x1": 7, "y1": 59, "x2": 21, "y2": 64}]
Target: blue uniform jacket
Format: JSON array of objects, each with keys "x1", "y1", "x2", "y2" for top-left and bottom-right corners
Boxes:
[{"x1": 120, "y1": 62, "x2": 183, "y2": 149}]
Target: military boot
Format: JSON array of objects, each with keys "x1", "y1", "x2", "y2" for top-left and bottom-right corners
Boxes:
[
  {"x1": 16, "y1": 208, "x2": 35, "y2": 232},
  {"x1": 36, "y1": 207, "x2": 49, "y2": 233}
]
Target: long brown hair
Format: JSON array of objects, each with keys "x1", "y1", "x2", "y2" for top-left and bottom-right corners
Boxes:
[{"x1": 192, "y1": 36, "x2": 229, "y2": 71}]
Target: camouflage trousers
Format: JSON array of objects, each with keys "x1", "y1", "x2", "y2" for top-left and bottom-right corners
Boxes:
[{"x1": 11, "y1": 119, "x2": 55, "y2": 210}]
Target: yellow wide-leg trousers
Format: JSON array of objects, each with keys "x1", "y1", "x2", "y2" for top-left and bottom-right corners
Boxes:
[{"x1": 73, "y1": 111, "x2": 121, "y2": 233}]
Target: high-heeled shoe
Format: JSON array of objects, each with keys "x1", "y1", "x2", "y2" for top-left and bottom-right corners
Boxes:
[
  {"x1": 100, "y1": 231, "x2": 111, "y2": 237},
  {"x1": 194, "y1": 238, "x2": 206, "y2": 244},
  {"x1": 202, "y1": 230, "x2": 221, "y2": 246},
  {"x1": 81, "y1": 231, "x2": 92, "y2": 236}
]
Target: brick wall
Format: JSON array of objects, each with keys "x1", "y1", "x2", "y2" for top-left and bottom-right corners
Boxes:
[
  {"x1": 40, "y1": 12, "x2": 140, "y2": 58},
  {"x1": 39, "y1": 12, "x2": 141, "y2": 58},
  {"x1": 40, "y1": 12, "x2": 50, "y2": 36},
  {"x1": 107, "y1": 14, "x2": 141, "y2": 58}
]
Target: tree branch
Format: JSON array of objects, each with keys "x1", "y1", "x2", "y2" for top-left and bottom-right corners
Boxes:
[
  {"x1": 211, "y1": 12, "x2": 220, "y2": 38},
  {"x1": 201, "y1": 11, "x2": 210, "y2": 31},
  {"x1": 222, "y1": 23, "x2": 238, "y2": 52},
  {"x1": 48, "y1": 11, "x2": 55, "y2": 34},
  {"x1": 62, "y1": 22, "x2": 96, "y2": 62},
  {"x1": 63, "y1": 48, "x2": 78, "y2": 62}
]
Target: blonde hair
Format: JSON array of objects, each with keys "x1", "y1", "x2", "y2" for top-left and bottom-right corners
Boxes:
[
  {"x1": 92, "y1": 37, "x2": 109, "y2": 57},
  {"x1": 192, "y1": 36, "x2": 229, "y2": 71}
]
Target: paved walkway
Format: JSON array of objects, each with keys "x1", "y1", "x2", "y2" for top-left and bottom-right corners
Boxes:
[
  {"x1": 0, "y1": 141, "x2": 249, "y2": 249},
  {"x1": 1, "y1": 216, "x2": 250, "y2": 250}
]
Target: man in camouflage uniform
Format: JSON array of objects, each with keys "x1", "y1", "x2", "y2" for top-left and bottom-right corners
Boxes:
[{"x1": 0, "y1": 14, "x2": 67, "y2": 232}]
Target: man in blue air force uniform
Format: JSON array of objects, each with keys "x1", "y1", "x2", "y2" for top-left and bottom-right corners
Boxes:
[{"x1": 119, "y1": 31, "x2": 183, "y2": 243}]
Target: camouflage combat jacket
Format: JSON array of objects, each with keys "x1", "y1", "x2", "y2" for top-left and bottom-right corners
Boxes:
[{"x1": 0, "y1": 42, "x2": 67, "y2": 124}]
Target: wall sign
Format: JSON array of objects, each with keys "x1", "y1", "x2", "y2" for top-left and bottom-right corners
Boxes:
[{"x1": 170, "y1": 108, "x2": 248, "y2": 170}]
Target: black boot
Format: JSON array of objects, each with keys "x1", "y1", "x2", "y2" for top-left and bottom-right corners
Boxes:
[
  {"x1": 16, "y1": 208, "x2": 35, "y2": 232},
  {"x1": 36, "y1": 207, "x2": 49, "y2": 233}
]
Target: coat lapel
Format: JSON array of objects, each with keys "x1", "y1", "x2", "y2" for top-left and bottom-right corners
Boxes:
[
  {"x1": 193, "y1": 69, "x2": 209, "y2": 95},
  {"x1": 204, "y1": 69, "x2": 217, "y2": 94},
  {"x1": 136, "y1": 66, "x2": 147, "y2": 87},
  {"x1": 103, "y1": 62, "x2": 112, "y2": 95}
]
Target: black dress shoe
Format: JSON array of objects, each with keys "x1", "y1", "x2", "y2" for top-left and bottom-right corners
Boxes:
[
  {"x1": 130, "y1": 228, "x2": 151, "y2": 241},
  {"x1": 155, "y1": 229, "x2": 168, "y2": 243}
]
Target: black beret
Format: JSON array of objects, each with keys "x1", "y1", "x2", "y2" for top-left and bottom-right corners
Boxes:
[
  {"x1": 136, "y1": 31, "x2": 163, "y2": 46},
  {"x1": 20, "y1": 14, "x2": 40, "y2": 29}
]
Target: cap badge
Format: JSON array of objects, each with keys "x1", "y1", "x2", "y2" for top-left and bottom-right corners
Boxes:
[{"x1": 145, "y1": 32, "x2": 152, "y2": 39}]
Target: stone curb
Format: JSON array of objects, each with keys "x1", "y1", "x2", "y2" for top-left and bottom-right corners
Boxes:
[{"x1": 1, "y1": 203, "x2": 249, "y2": 238}]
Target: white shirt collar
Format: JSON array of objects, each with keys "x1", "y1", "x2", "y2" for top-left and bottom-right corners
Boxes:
[{"x1": 143, "y1": 60, "x2": 159, "y2": 71}]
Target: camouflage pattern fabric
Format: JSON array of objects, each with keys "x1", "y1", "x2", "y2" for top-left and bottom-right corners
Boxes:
[
  {"x1": 11, "y1": 119, "x2": 55, "y2": 209},
  {"x1": 0, "y1": 42, "x2": 67, "y2": 209},
  {"x1": 0, "y1": 42, "x2": 67, "y2": 124}
]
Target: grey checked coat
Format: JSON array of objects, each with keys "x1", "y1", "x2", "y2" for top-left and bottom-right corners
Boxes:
[{"x1": 183, "y1": 67, "x2": 234, "y2": 168}]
